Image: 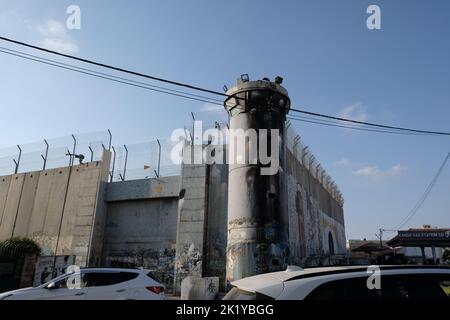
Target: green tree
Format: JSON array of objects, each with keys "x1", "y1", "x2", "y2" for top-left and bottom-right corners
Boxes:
[{"x1": 0, "y1": 237, "x2": 41, "y2": 257}]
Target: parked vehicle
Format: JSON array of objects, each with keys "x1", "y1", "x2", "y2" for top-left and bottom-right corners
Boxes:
[
  {"x1": 0, "y1": 268, "x2": 165, "y2": 300},
  {"x1": 223, "y1": 265, "x2": 450, "y2": 300}
]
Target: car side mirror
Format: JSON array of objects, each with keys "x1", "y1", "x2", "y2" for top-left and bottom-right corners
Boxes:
[{"x1": 46, "y1": 282, "x2": 56, "y2": 290}]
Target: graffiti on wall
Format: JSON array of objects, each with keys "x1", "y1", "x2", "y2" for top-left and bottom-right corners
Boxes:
[
  {"x1": 33, "y1": 255, "x2": 75, "y2": 287},
  {"x1": 285, "y1": 167, "x2": 346, "y2": 266},
  {"x1": 175, "y1": 243, "x2": 202, "y2": 275},
  {"x1": 105, "y1": 247, "x2": 176, "y2": 290}
]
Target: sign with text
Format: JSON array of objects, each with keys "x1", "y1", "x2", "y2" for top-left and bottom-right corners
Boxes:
[{"x1": 398, "y1": 230, "x2": 450, "y2": 241}]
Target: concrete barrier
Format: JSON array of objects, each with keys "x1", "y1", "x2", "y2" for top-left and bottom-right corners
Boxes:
[
  {"x1": 180, "y1": 276, "x2": 219, "y2": 300},
  {"x1": 27, "y1": 168, "x2": 70, "y2": 255},
  {"x1": 0, "y1": 174, "x2": 25, "y2": 240},
  {"x1": 0, "y1": 176, "x2": 12, "y2": 232},
  {"x1": 13, "y1": 172, "x2": 40, "y2": 237}
]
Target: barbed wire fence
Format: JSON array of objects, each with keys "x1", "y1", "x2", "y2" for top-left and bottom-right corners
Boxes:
[
  {"x1": 0, "y1": 115, "x2": 345, "y2": 200},
  {"x1": 285, "y1": 120, "x2": 343, "y2": 205},
  {"x1": 110, "y1": 139, "x2": 181, "y2": 182},
  {"x1": 0, "y1": 130, "x2": 182, "y2": 182},
  {"x1": 0, "y1": 130, "x2": 112, "y2": 177}
]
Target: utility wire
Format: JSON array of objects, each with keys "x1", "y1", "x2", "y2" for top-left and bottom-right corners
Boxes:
[
  {"x1": 394, "y1": 151, "x2": 450, "y2": 230},
  {"x1": 289, "y1": 109, "x2": 450, "y2": 136},
  {"x1": 287, "y1": 116, "x2": 433, "y2": 136},
  {"x1": 0, "y1": 46, "x2": 223, "y2": 103},
  {"x1": 1, "y1": 36, "x2": 450, "y2": 136},
  {"x1": 0, "y1": 36, "x2": 229, "y2": 98},
  {"x1": 0, "y1": 48, "x2": 223, "y2": 106}
]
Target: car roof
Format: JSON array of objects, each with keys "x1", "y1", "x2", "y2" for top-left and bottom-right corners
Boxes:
[
  {"x1": 231, "y1": 265, "x2": 450, "y2": 294},
  {"x1": 78, "y1": 267, "x2": 146, "y2": 273}
]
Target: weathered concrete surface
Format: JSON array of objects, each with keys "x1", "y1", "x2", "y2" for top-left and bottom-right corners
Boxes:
[
  {"x1": 28, "y1": 167, "x2": 70, "y2": 255},
  {"x1": 86, "y1": 151, "x2": 111, "y2": 266},
  {"x1": 180, "y1": 276, "x2": 219, "y2": 300},
  {"x1": 283, "y1": 145, "x2": 346, "y2": 266},
  {"x1": 0, "y1": 151, "x2": 110, "y2": 267},
  {"x1": 13, "y1": 172, "x2": 40, "y2": 237},
  {"x1": 33, "y1": 255, "x2": 75, "y2": 286},
  {"x1": 0, "y1": 174, "x2": 25, "y2": 240},
  {"x1": 174, "y1": 144, "x2": 208, "y2": 294},
  {"x1": 204, "y1": 160, "x2": 228, "y2": 291},
  {"x1": 19, "y1": 254, "x2": 37, "y2": 288},
  {"x1": 102, "y1": 196, "x2": 178, "y2": 290},
  {"x1": 106, "y1": 176, "x2": 180, "y2": 202},
  {"x1": 225, "y1": 79, "x2": 291, "y2": 282},
  {"x1": 57, "y1": 153, "x2": 110, "y2": 266},
  {"x1": 0, "y1": 175, "x2": 12, "y2": 236}
]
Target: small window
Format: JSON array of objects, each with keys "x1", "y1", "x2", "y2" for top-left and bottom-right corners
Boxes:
[
  {"x1": 305, "y1": 274, "x2": 450, "y2": 300},
  {"x1": 52, "y1": 273, "x2": 87, "y2": 289},
  {"x1": 85, "y1": 272, "x2": 138, "y2": 287},
  {"x1": 147, "y1": 271, "x2": 161, "y2": 283},
  {"x1": 382, "y1": 275, "x2": 449, "y2": 300}
]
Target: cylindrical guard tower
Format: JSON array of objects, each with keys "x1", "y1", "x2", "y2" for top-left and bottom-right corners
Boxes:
[{"x1": 224, "y1": 76, "x2": 291, "y2": 282}]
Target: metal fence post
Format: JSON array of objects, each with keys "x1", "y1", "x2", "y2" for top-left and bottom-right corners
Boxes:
[
  {"x1": 71, "y1": 134, "x2": 77, "y2": 166},
  {"x1": 156, "y1": 139, "x2": 161, "y2": 178},
  {"x1": 108, "y1": 129, "x2": 112, "y2": 151},
  {"x1": 88, "y1": 146, "x2": 94, "y2": 162},
  {"x1": 13, "y1": 145, "x2": 22, "y2": 174},
  {"x1": 120, "y1": 145, "x2": 128, "y2": 181},
  {"x1": 110, "y1": 146, "x2": 116, "y2": 183},
  {"x1": 41, "y1": 139, "x2": 49, "y2": 170},
  {"x1": 191, "y1": 112, "x2": 196, "y2": 143}
]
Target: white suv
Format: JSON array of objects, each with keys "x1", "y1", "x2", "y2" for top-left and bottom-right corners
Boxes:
[
  {"x1": 0, "y1": 268, "x2": 165, "y2": 300},
  {"x1": 224, "y1": 265, "x2": 450, "y2": 300}
]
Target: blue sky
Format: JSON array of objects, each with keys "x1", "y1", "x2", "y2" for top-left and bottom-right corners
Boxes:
[{"x1": 0, "y1": 0, "x2": 449, "y2": 239}]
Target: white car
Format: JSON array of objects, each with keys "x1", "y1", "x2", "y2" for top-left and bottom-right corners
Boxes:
[
  {"x1": 0, "y1": 268, "x2": 165, "y2": 300},
  {"x1": 224, "y1": 265, "x2": 450, "y2": 300}
]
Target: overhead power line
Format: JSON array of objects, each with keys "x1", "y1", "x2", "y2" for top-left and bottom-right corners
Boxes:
[
  {"x1": 394, "y1": 151, "x2": 450, "y2": 230},
  {"x1": 0, "y1": 48, "x2": 223, "y2": 106},
  {"x1": 287, "y1": 116, "x2": 432, "y2": 136},
  {"x1": 289, "y1": 109, "x2": 450, "y2": 136},
  {"x1": 0, "y1": 46, "x2": 223, "y2": 103},
  {"x1": 1, "y1": 36, "x2": 450, "y2": 136},
  {"x1": 0, "y1": 36, "x2": 229, "y2": 98}
]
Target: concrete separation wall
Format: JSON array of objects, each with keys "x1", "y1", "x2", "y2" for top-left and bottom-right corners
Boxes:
[
  {"x1": 204, "y1": 161, "x2": 228, "y2": 290},
  {"x1": 28, "y1": 167, "x2": 70, "y2": 255},
  {"x1": 102, "y1": 176, "x2": 179, "y2": 291},
  {"x1": 56, "y1": 152, "x2": 111, "y2": 266},
  {"x1": 0, "y1": 174, "x2": 25, "y2": 240},
  {"x1": 283, "y1": 147, "x2": 346, "y2": 266},
  {"x1": 12, "y1": 172, "x2": 40, "y2": 237},
  {"x1": 102, "y1": 197, "x2": 178, "y2": 290},
  {"x1": 106, "y1": 176, "x2": 180, "y2": 201},
  {"x1": 0, "y1": 151, "x2": 111, "y2": 267},
  {"x1": 174, "y1": 144, "x2": 208, "y2": 294},
  {"x1": 0, "y1": 176, "x2": 12, "y2": 229}
]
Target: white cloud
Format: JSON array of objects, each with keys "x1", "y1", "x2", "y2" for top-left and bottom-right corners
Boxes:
[
  {"x1": 353, "y1": 164, "x2": 407, "y2": 180},
  {"x1": 37, "y1": 19, "x2": 67, "y2": 38},
  {"x1": 37, "y1": 19, "x2": 78, "y2": 54},
  {"x1": 337, "y1": 102, "x2": 368, "y2": 123},
  {"x1": 41, "y1": 38, "x2": 78, "y2": 55},
  {"x1": 333, "y1": 157, "x2": 351, "y2": 168}
]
